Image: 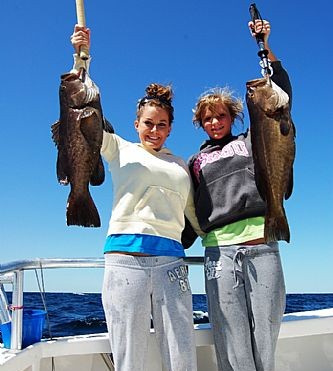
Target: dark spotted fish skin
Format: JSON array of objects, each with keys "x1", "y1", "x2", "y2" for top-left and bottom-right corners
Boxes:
[
  {"x1": 51, "y1": 71, "x2": 113, "y2": 227},
  {"x1": 246, "y1": 77, "x2": 295, "y2": 243}
]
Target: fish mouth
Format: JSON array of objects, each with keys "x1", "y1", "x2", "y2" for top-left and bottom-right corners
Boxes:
[
  {"x1": 246, "y1": 77, "x2": 270, "y2": 87},
  {"x1": 246, "y1": 78, "x2": 290, "y2": 116},
  {"x1": 60, "y1": 71, "x2": 99, "y2": 107},
  {"x1": 61, "y1": 69, "x2": 86, "y2": 81},
  {"x1": 61, "y1": 72, "x2": 81, "y2": 82},
  {"x1": 246, "y1": 77, "x2": 270, "y2": 101},
  {"x1": 246, "y1": 77, "x2": 270, "y2": 95}
]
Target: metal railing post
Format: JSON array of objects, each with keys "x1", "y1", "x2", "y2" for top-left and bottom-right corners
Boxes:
[{"x1": 11, "y1": 270, "x2": 24, "y2": 350}]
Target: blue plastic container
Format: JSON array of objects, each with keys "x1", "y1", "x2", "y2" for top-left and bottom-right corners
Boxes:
[
  {"x1": 0, "y1": 309, "x2": 46, "y2": 349},
  {"x1": 0, "y1": 321, "x2": 11, "y2": 348}
]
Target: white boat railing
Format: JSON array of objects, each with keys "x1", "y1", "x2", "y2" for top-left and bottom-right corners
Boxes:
[{"x1": 0, "y1": 256, "x2": 204, "y2": 351}]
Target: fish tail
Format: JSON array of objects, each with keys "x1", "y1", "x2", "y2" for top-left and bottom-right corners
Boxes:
[
  {"x1": 265, "y1": 209, "x2": 290, "y2": 243},
  {"x1": 66, "y1": 191, "x2": 101, "y2": 228}
]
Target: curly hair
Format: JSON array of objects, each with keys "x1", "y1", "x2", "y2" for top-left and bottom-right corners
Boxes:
[
  {"x1": 192, "y1": 87, "x2": 244, "y2": 128},
  {"x1": 136, "y1": 83, "x2": 174, "y2": 124}
]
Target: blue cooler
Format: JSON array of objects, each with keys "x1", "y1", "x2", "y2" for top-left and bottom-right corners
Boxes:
[{"x1": 0, "y1": 309, "x2": 46, "y2": 349}]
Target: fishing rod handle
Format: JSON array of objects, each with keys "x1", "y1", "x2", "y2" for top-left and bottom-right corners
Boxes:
[
  {"x1": 249, "y1": 3, "x2": 271, "y2": 76},
  {"x1": 75, "y1": 0, "x2": 89, "y2": 60},
  {"x1": 249, "y1": 3, "x2": 260, "y2": 21},
  {"x1": 249, "y1": 3, "x2": 264, "y2": 43}
]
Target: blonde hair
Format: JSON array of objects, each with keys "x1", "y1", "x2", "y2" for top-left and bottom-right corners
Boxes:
[
  {"x1": 136, "y1": 83, "x2": 174, "y2": 124},
  {"x1": 192, "y1": 87, "x2": 244, "y2": 128}
]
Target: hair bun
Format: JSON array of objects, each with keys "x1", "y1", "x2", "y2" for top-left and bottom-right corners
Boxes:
[{"x1": 145, "y1": 83, "x2": 173, "y2": 106}]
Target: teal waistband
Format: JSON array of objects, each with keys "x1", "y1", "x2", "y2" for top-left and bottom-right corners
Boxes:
[{"x1": 104, "y1": 234, "x2": 185, "y2": 257}]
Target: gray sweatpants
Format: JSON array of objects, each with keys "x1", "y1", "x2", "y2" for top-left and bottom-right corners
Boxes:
[
  {"x1": 205, "y1": 243, "x2": 285, "y2": 371},
  {"x1": 102, "y1": 254, "x2": 197, "y2": 371}
]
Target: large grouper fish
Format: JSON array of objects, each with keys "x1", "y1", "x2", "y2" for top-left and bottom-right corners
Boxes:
[
  {"x1": 51, "y1": 70, "x2": 113, "y2": 227},
  {"x1": 246, "y1": 77, "x2": 296, "y2": 243}
]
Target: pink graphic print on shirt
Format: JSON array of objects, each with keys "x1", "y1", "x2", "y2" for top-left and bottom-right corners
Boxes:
[{"x1": 192, "y1": 140, "x2": 249, "y2": 181}]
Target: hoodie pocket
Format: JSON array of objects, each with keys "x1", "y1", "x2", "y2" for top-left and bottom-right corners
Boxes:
[
  {"x1": 195, "y1": 167, "x2": 263, "y2": 229},
  {"x1": 134, "y1": 186, "x2": 185, "y2": 226}
]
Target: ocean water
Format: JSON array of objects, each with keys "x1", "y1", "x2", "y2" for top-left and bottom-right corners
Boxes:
[{"x1": 1, "y1": 293, "x2": 333, "y2": 339}]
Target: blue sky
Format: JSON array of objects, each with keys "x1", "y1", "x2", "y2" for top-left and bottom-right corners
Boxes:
[{"x1": 1, "y1": 0, "x2": 332, "y2": 294}]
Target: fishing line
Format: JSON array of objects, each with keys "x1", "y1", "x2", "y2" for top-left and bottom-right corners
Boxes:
[
  {"x1": 34, "y1": 263, "x2": 57, "y2": 371},
  {"x1": 34, "y1": 262, "x2": 53, "y2": 340}
]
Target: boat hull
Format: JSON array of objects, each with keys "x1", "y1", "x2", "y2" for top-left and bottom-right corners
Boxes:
[{"x1": 1, "y1": 315, "x2": 333, "y2": 371}]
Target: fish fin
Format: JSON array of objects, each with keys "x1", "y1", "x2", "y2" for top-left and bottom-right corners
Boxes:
[
  {"x1": 56, "y1": 151, "x2": 70, "y2": 185},
  {"x1": 280, "y1": 121, "x2": 290, "y2": 136},
  {"x1": 292, "y1": 118, "x2": 296, "y2": 138},
  {"x1": 284, "y1": 167, "x2": 294, "y2": 200},
  {"x1": 255, "y1": 178, "x2": 267, "y2": 202},
  {"x1": 265, "y1": 209, "x2": 290, "y2": 243},
  {"x1": 280, "y1": 120, "x2": 291, "y2": 136},
  {"x1": 66, "y1": 190, "x2": 101, "y2": 227},
  {"x1": 90, "y1": 156, "x2": 105, "y2": 186},
  {"x1": 103, "y1": 118, "x2": 115, "y2": 133},
  {"x1": 253, "y1": 162, "x2": 267, "y2": 202},
  {"x1": 51, "y1": 120, "x2": 61, "y2": 147},
  {"x1": 279, "y1": 109, "x2": 292, "y2": 136}
]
